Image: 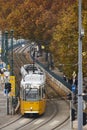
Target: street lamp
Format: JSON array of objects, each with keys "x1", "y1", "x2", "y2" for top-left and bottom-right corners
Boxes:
[
  {"x1": 80, "y1": 28, "x2": 84, "y2": 39},
  {"x1": 78, "y1": 0, "x2": 84, "y2": 130},
  {"x1": 1, "y1": 32, "x2": 5, "y2": 61},
  {"x1": 4, "y1": 31, "x2": 8, "y2": 68}
]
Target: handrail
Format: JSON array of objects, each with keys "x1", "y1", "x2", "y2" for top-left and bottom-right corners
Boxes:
[{"x1": 31, "y1": 55, "x2": 71, "y2": 91}]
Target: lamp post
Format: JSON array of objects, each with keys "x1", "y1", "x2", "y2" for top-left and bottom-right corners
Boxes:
[
  {"x1": 78, "y1": 0, "x2": 84, "y2": 130},
  {"x1": 5, "y1": 31, "x2": 8, "y2": 68},
  {"x1": 4, "y1": 31, "x2": 9, "y2": 115},
  {"x1": 10, "y1": 30, "x2": 14, "y2": 75},
  {"x1": 1, "y1": 32, "x2": 5, "y2": 61}
]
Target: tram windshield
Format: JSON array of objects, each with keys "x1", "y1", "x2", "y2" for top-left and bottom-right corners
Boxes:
[{"x1": 25, "y1": 88, "x2": 41, "y2": 101}]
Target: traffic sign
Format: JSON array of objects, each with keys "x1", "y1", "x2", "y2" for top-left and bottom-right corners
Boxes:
[
  {"x1": 0, "y1": 62, "x2": 6, "y2": 69},
  {"x1": 72, "y1": 84, "x2": 76, "y2": 93},
  {"x1": 4, "y1": 89, "x2": 8, "y2": 95},
  {"x1": 0, "y1": 63, "x2": 3, "y2": 69}
]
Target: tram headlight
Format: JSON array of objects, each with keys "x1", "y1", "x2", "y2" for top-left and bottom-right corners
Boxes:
[{"x1": 30, "y1": 107, "x2": 32, "y2": 111}]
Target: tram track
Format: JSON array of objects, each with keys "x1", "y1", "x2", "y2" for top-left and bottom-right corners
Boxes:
[
  {"x1": 10, "y1": 100, "x2": 69, "y2": 130},
  {"x1": 0, "y1": 116, "x2": 22, "y2": 129},
  {"x1": 0, "y1": 116, "x2": 35, "y2": 130},
  {"x1": 0, "y1": 99, "x2": 59, "y2": 130},
  {"x1": 17, "y1": 101, "x2": 58, "y2": 130},
  {"x1": 5, "y1": 43, "x2": 70, "y2": 130}
]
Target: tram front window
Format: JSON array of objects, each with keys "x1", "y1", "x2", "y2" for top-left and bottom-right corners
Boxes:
[{"x1": 25, "y1": 88, "x2": 40, "y2": 101}]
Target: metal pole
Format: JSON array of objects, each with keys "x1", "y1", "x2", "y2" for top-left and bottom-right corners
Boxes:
[
  {"x1": 6, "y1": 89, "x2": 9, "y2": 115},
  {"x1": 10, "y1": 30, "x2": 14, "y2": 75},
  {"x1": 70, "y1": 101, "x2": 73, "y2": 130},
  {"x1": 5, "y1": 31, "x2": 8, "y2": 68},
  {"x1": 1, "y1": 32, "x2": 4, "y2": 61},
  {"x1": 78, "y1": 0, "x2": 83, "y2": 130},
  {"x1": 10, "y1": 30, "x2": 15, "y2": 114}
]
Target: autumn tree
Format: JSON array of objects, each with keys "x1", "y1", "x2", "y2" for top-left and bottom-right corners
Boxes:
[
  {"x1": 0, "y1": 0, "x2": 87, "y2": 78},
  {"x1": 50, "y1": 2, "x2": 78, "y2": 78}
]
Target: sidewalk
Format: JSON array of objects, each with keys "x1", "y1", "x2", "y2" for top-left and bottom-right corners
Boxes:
[{"x1": 73, "y1": 120, "x2": 87, "y2": 130}]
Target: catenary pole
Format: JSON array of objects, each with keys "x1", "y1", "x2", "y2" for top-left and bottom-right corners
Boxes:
[
  {"x1": 78, "y1": 0, "x2": 83, "y2": 130},
  {"x1": 5, "y1": 31, "x2": 8, "y2": 68},
  {"x1": 10, "y1": 30, "x2": 14, "y2": 75}
]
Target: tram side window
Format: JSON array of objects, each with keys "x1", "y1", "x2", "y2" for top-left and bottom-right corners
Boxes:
[
  {"x1": 38, "y1": 86, "x2": 45, "y2": 99},
  {"x1": 20, "y1": 86, "x2": 23, "y2": 99},
  {"x1": 20, "y1": 87, "x2": 25, "y2": 100},
  {"x1": 42, "y1": 87, "x2": 46, "y2": 98},
  {"x1": 25, "y1": 89, "x2": 29, "y2": 100},
  {"x1": 20, "y1": 87, "x2": 22, "y2": 98},
  {"x1": 23, "y1": 89, "x2": 26, "y2": 100},
  {"x1": 39, "y1": 88, "x2": 41, "y2": 99}
]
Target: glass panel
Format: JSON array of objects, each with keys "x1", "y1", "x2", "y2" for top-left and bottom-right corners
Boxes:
[
  {"x1": 42, "y1": 87, "x2": 46, "y2": 98},
  {"x1": 25, "y1": 88, "x2": 41, "y2": 101}
]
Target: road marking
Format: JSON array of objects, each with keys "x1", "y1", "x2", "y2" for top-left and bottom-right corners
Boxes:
[
  {"x1": 19, "y1": 119, "x2": 29, "y2": 124},
  {"x1": 50, "y1": 120, "x2": 59, "y2": 126},
  {"x1": 34, "y1": 119, "x2": 44, "y2": 124}
]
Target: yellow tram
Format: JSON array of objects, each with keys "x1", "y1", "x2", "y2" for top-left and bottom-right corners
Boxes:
[{"x1": 20, "y1": 64, "x2": 46, "y2": 115}]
